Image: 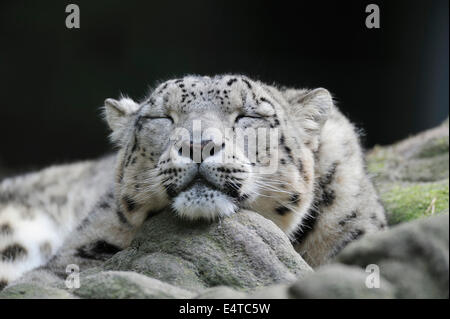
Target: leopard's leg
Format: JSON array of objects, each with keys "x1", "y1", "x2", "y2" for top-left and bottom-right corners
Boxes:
[
  {"x1": 0, "y1": 203, "x2": 66, "y2": 289},
  {"x1": 0, "y1": 157, "x2": 117, "y2": 289}
]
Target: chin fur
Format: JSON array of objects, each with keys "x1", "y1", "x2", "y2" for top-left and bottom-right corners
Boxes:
[{"x1": 171, "y1": 188, "x2": 237, "y2": 221}]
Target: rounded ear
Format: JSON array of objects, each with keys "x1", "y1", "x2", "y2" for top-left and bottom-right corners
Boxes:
[
  {"x1": 298, "y1": 88, "x2": 333, "y2": 129},
  {"x1": 104, "y1": 97, "x2": 140, "y2": 132},
  {"x1": 285, "y1": 88, "x2": 333, "y2": 134},
  {"x1": 283, "y1": 88, "x2": 333, "y2": 149}
]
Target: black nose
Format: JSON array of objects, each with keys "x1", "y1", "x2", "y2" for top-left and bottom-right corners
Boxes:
[{"x1": 179, "y1": 140, "x2": 225, "y2": 163}]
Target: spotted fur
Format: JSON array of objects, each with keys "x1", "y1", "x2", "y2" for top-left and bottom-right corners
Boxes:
[{"x1": 0, "y1": 75, "x2": 386, "y2": 287}]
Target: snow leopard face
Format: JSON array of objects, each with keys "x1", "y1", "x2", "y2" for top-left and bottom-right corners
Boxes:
[{"x1": 104, "y1": 75, "x2": 332, "y2": 234}]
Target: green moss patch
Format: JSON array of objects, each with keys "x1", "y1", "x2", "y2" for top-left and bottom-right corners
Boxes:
[{"x1": 381, "y1": 180, "x2": 449, "y2": 225}]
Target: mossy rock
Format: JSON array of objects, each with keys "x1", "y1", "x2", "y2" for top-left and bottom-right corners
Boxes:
[
  {"x1": 381, "y1": 179, "x2": 449, "y2": 225},
  {"x1": 367, "y1": 118, "x2": 449, "y2": 225}
]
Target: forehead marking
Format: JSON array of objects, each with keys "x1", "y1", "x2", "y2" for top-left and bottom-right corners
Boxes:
[{"x1": 146, "y1": 76, "x2": 279, "y2": 116}]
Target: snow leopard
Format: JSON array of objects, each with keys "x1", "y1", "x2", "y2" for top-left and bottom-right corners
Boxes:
[{"x1": 0, "y1": 75, "x2": 387, "y2": 289}]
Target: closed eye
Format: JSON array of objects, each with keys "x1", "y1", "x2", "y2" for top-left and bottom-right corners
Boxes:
[
  {"x1": 143, "y1": 115, "x2": 174, "y2": 123},
  {"x1": 235, "y1": 114, "x2": 264, "y2": 123}
]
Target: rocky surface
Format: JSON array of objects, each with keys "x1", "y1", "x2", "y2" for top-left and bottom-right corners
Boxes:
[
  {"x1": 101, "y1": 210, "x2": 311, "y2": 292},
  {"x1": 1, "y1": 210, "x2": 312, "y2": 299},
  {"x1": 367, "y1": 118, "x2": 449, "y2": 225},
  {"x1": 0, "y1": 119, "x2": 448, "y2": 299},
  {"x1": 244, "y1": 213, "x2": 448, "y2": 299}
]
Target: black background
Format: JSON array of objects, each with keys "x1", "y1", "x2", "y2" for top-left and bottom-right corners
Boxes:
[{"x1": 0, "y1": 0, "x2": 448, "y2": 174}]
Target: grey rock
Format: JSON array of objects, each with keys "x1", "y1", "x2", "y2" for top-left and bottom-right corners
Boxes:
[
  {"x1": 73, "y1": 271, "x2": 194, "y2": 299},
  {"x1": 11, "y1": 268, "x2": 65, "y2": 288},
  {"x1": 0, "y1": 209, "x2": 311, "y2": 299},
  {"x1": 367, "y1": 118, "x2": 449, "y2": 184},
  {"x1": 102, "y1": 209, "x2": 312, "y2": 292},
  {"x1": 195, "y1": 286, "x2": 247, "y2": 299},
  {"x1": 336, "y1": 213, "x2": 449, "y2": 298},
  {"x1": 0, "y1": 283, "x2": 75, "y2": 299},
  {"x1": 367, "y1": 119, "x2": 449, "y2": 225},
  {"x1": 239, "y1": 213, "x2": 448, "y2": 299},
  {"x1": 287, "y1": 265, "x2": 395, "y2": 299}
]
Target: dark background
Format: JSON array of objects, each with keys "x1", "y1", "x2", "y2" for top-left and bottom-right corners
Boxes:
[{"x1": 0, "y1": 0, "x2": 448, "y2": 175}]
